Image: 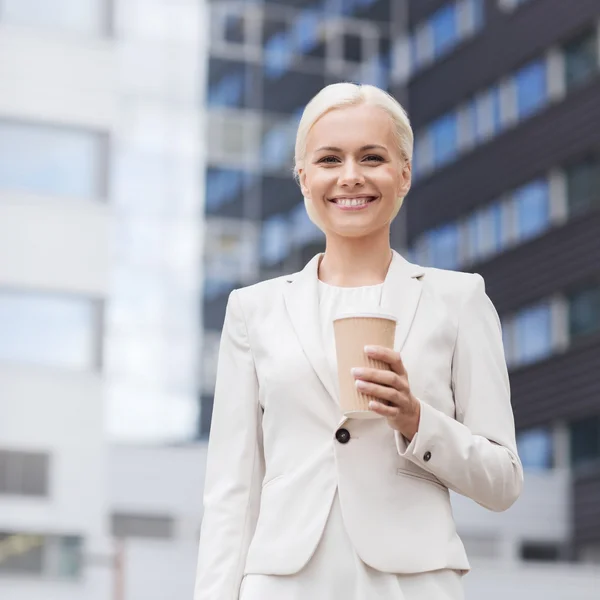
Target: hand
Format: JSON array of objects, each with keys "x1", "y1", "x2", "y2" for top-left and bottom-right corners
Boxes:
[{"x1": 351, "y1": 345, "x2": 421, "y2": 441}]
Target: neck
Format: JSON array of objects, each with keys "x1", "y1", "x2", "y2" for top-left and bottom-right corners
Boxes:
[{"x1": 318, "y1": 230, "x2": 393, "y2": 287}]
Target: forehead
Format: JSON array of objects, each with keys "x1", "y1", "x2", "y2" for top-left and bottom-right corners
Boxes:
[{"x1": 306, "y1": 104, "x2": 395, "y2": 151}]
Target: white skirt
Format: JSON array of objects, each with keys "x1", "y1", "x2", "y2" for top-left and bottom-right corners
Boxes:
[{"x1": 240, "y1": 491, "x2": 464, "y2": 600}]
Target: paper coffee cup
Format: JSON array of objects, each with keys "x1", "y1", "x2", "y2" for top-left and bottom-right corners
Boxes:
[{"x1": 333, "y1": 312, "x2": 397, "y2": 419}]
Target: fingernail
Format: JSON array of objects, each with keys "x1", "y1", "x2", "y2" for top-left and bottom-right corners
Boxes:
[
  {"x1": 364, "y1": 345, "x2": 376, "y2": 353},
  {"x1": 351, "y1": 367, "x2": 364, "y2": 377},
  {"x1": 355, "y1": 379, "x2": 367, "y2": 389},
  {"x1": 368, "y1": 401, "x2": 377, "y2": 409}
]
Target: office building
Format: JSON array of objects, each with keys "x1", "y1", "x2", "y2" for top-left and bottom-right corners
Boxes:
[{"x1": 0, "y1": 0, "x2": 205, "y2": 597}]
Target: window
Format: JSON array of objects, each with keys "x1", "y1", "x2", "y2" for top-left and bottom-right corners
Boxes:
[
  {"x1": 343, "y1": 32, "x2": 364, "y2": 62},
  {"x1": 0, "y1": 0, "x2": 109, "y2": 36},
  {"x1": 111, "y1": 513, "x2": 174, "y2": 539},
  {"x1": 261, "y1": 215, "x2": 290, "y2": 266},
  {"x1": 427, "y1": 224, "x2": 460, "y2": 270},
  {"x1": 466, "y1": 201, "x2": 504, "y2": 263},
  {"x1": 520, "y1": 542, "x2": 561, "y2": 562},
  {"x1": 223, "y1": 13, "x2": 246, "y2": 45},
  {"x1": 0, "y1": 292, "x2": 100, "y2": 370},
  {"x1": 206, "y1": 168, "x2": 246, "y2": 212},
  {"x1": 570, "y1": 416, "x2": 600, "y2": 467},
  {"x1": 469, "y1": 0, "x2": 485, "y2": 31},
  {"x1": 262, "y1": 120, "x2": 295, "y2": 171},
  {"x1": 0, "y1": 533, "x2": 44, "y2": 575},
  {"x1": 0, "y1": 450, "x2": 49, "y2": 496},
  {"x1": 564, "y1": 29, "x2": 599, "y2": 90},
  {"x1": 431, "y1": 113, "x2": 459, "y2": 167},
  {"x1": 517, "y1": 428, "x2": 554, "y2": 470},
  {"x1": 566, "y1": 157, "x2": 600, "y2": 216},
  {"x1": 513, "y1": 302, "x2": 552, "y2": 366},
  {"x1": 207, "y1": 73, "x2": 245, "y2": 108},
  {"x1": 430, "y1": 4, "x2": 458, "y2": 59},
  {"x1": 0, "y1": 533, "x2": 82, "y2": 578},
  {"x1": 264, "y1": 32, "x2": 293, "y2": 79},
  {"x1": 203, "y1": 218, "x2": 259, "y2": 297},
  {"x1": 568, "y1": 284, "x2": 600, "y2": 340},
  {"x1": 515, "y1": 59, "x2": 548, "y2": 119},
  {"x1": 294, "y1": 9, "x2": 321, "y2": 56},
  {"x1": 0, "y1": 121, "x2": 105, "y2": 200},
  {"x1": 513, "y1": 179, "x2": 550, "y2": 242},
  {"x1": 289, "y1": 202, "x2": 322, "y2": 248}
]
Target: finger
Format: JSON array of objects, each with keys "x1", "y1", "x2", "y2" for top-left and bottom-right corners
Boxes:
[
  {"x1": 351, "y1": 367, "x2": 407, "y2": 392},
  {"x1": 368, "y1": 399, "x2": 400, "y2": 418},
  {"x1": 355, "y1": 379, "x2": 405, "y2": 407},
  {"x1": 364, "y1": 345, "x2": 407, "y2": 376}
]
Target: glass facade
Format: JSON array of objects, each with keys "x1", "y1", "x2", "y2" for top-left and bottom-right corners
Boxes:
[
  {"x1": 515, "y1": 59, "x2": 548, "y2": 119},
  {"x1": 512, "y1": 302, "x2": 553, "y2": 366},
  {"x1": 0, "y1": 0, "x2": 108, "y2": 36},
  {"x1": 517, "y1": 428, "x2": 554, "y2": 471},
  {"x1": 0, "y1": 291, "x2": 99, "y2": 370},
  {"x1": 564, "y1": 29, "x2": 599, "y2": 90},
  {"x1": 570, "y1": 416, "x2": 600, "y2": 468},
  {"x1": 568, "y1": 284, "x2": 600, "y2": 340},
  {"x1": 0, "y1": 121, "x2": 105, "y2": 200},
  {"x1": 513, "y1": 179, "x2": 550, "y2": 242}
]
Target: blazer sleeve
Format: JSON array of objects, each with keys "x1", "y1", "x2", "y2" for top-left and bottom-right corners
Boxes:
[
  {"x1": 395, "y1": 274, "x2": 524, "y2": 512},
  {"x1": 194, "y1": 290, "x2": 265, "y2": 600}
]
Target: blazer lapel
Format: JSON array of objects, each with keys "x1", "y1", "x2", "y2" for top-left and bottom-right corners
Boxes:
[
  {"x1": 380, "y1": 251, "x2": 425, "y2": 353},
  {"x1": 283, "y1": 254, "x2": 339, "y2": 403}
]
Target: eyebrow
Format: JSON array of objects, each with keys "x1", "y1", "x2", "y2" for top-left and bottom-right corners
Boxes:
[{"x1": 314, "y1": 144, "x2": 388, "y2": 153}]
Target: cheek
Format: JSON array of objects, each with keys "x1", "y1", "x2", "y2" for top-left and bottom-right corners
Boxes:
[{"x1": 305, "y1": 170, "x2": 330, "y2": 197}]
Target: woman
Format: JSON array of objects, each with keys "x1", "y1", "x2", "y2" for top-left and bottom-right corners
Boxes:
[{"x1": 194, "y1": 83, "x2": 523, "y2": 600}]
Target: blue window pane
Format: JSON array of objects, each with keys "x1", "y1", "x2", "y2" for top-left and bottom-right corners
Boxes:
[
  {"x1": 428, "y1": 224, "x2": 460, "y2": 270},
  {"x1": 264, "y1": 32, "x2": 293, "y2": 79},
  {"x1": 515, "y1": 60, "x2": 548, "y2": 119},
  {"x1": 261, "y1": 215, "x2": 290, "y2": 265},
  {"x1": 514, "y1": 179, "x2": 550, "y2": 241},
  {"x1": 2, "y1": 0, "x2": 106, "y2": 36},
  {"x1": 207, "y1": 73, "x2": 244, "y2": 108},
  {"x1": 409, "y1": 34, "x2": 419, "y2": 74},
  {"x1": 0, "y1": 292, "x2": 98, "y2": 370},
  {"x1": 430, "y1": 4, "x2": 458, "y2": 58},
  {"x1": 206, "y1": 169, "x2": 244, "y2": 211},
  {"x1": 0, "y1": 121, "x2": 103, "y2": 199},
  {"x1": 487, "y1": 202, "x2": 504, "y2": 254},
  {"x1": 289, "y1": 201, "x2": 321, "y2": 246},
  {"x1": 470, "y1": 0, "x2": 485, "y2": 31},
  {"x1": 514, "y1": 303, "x2": 552, "y2": 365},
  {"x1": 431, "y1": 113, "x2": 458, "y2": 167},
  {"x1": 294, "y1": 9, "x2": 320, "y2": 54},
  {"x1": 517, "y1": 428, "x2": 554, "y2": 470},
  {"x1": 262, "y1": 123, "x2": 294, "y2": 170},
  {"x1": 490, "y1": 85, "x2": 503, "y2": 135}
]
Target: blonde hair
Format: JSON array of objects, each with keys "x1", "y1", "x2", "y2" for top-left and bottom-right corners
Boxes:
[{"x1": 294, "y1": 83, "x2": 414, "y2": 231}]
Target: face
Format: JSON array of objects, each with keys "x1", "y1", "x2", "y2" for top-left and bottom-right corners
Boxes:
[{"x1": 299, "y1": 103, "x2": 411, "y2": 240}]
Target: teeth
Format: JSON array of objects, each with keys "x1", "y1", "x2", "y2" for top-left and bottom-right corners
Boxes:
[{"x1": 335, "y1": 197, "x2": 373, "y2": 207}]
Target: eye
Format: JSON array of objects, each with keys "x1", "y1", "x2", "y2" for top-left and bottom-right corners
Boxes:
[
  {"x1": 317, "y1": 155, "x2": 341, "y2": 164},
  {"x1": 363, "y1": 154, "x2": 384, "y2": 163}
]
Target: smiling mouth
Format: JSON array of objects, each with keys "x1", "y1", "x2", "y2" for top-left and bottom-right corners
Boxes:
[{"x1": 328, "y1": 196, "x2": 378, "y2": 207}]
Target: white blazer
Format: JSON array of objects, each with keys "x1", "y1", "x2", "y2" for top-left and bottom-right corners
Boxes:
[{"x1": 194, "y1": 251, "x2": 523, "y2": 600}]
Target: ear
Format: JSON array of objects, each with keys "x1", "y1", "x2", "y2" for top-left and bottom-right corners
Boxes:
[
  {"x1": 398, "y1": 160, "x2": 412, "y2": 198},
  {"x1": 298, "y1": 168, "x2": 311, "y2": 199}
]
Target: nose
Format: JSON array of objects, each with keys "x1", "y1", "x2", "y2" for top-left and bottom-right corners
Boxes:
[{"x1": 338, "y1": 159, "x2": 364, "y2": 188}]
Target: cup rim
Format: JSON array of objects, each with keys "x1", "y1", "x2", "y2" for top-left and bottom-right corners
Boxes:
[{"x1": 333, "y1": 312, "x2": 397, "y2": 322}]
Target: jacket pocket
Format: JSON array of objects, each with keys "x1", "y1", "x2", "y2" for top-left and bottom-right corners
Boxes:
[{"x1": 395, "y1": 466, "x2": 447, "y2": 491}]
